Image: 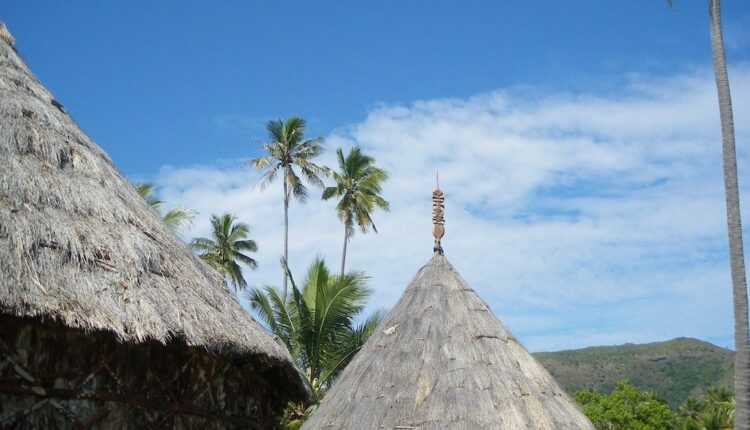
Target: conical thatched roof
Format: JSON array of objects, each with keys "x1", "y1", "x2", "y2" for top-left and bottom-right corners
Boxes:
[
  {"x1": 0, "y1": 22, "x2": 306, "y2": 399},
  {"x1": 303, "y1": 254, "x2": 595, "y2": 429}
]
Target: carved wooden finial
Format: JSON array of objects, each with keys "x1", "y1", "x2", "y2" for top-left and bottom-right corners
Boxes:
[{"x1": 432, "y1": 171, "x2": 445, "y2": 255}]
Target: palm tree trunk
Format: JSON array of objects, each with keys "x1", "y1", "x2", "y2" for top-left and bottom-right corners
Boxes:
[
  {"x1": 283, "y1": 179, "x2": 290, "y2": 300},
  {"x1": 341, "y1": 225, "x2": 349, "y2": 277},
  {"x1": 710, "y1": 1, "x2": 749, "y2": 428}
]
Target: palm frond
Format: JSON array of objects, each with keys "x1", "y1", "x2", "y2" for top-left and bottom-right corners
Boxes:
[
  {"x1": 299, "y1": 164, "x2": 326, "y2": 189},
  {"x1": 325, "y1": 147, "x2": 389, "y2": 244},
  {"x1": 249, "y1": 257, "x2": 380, "y2": 393},
  {"x1": 321, "y1": 186, "x2": 341, "y2": 201},
  {"x1": 319, "y1": 309, "x2": 385, "y2": 385},
  {"x1": 189, "y1": 237, "x2": 216, "y2": 252},
  {"x1": 247, "y1": 287, "x2": 280, "y2": 334},
  {"x1": 234, "y1": 252, "x2": 258, "y2": 270},
  {"x1": 266, "y1": 119, "x2": 286, "y2": 143},
  {"x1": 233, "y1": 239, "x2": 258, "y2": 252},
  {"x1": 162, "y1": 207, "x2": 196, "y2": 230},
  {"x1": 286, "y1": 168, "x2": 309, "y2": 203},
  {"x1": 256, "y1": 165, "x2": 280, "y2": 191},
  {"x1": 191, "y1": 213, "x2": 257, "y2": 291},
  {"x1": 226, "y1": 260, "x2": 247, "y2": 290},
  {"x1": 251, "y1": 155, "x2": 273, "y2": 169},
  {"x1": 134, "y1": 182, "x2": 164, "y2": 210}
]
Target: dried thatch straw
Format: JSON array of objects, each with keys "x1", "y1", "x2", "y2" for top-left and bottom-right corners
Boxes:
[
  {"x1": 302, "y1": 254, "x2": 595, "y2": 429},
  {"x1": 0, "y1": 23, "x2": 13, "y2": 48},
  {"x1": 0, "y1": 22, "x2": 306, "y2": 400}
]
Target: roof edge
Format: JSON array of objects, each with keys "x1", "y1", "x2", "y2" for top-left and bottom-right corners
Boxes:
[{"x1": 0, "y1": 23, "x2": 15, "y2": 48}]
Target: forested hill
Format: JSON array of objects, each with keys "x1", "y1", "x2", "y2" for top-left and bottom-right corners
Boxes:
[{"x1": 533, "y1": 337, "x2": 734, "y2": 409}]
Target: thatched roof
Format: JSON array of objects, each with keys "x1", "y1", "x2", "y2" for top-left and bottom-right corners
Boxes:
[
  {"x1": 303, "y1": 254, "x2": 595, "y2": 429},
  {"x1": 0, "y1": 22, "x2": 307, "y2": 399}
]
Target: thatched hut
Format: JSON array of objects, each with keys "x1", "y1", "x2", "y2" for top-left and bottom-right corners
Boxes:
[
  {"x1": 0, "y1": 23, "x2": 308, "y2": 429},
  {"x1": 302, "y1": 185, "x2": 594, "y2": 429}
]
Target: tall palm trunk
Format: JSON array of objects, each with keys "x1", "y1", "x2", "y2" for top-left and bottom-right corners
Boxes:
[
  {"x1": 283, "y1": 179, "x2": 290, "y2": 300},
  {"x1": 341, "y1": 224, "x2": 350, "y2": 277},
  {"x1": 709, "y1": 1, "x2": 749, "y2": 428}
]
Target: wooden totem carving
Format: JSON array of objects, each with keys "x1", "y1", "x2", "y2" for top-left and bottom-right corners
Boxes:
[{"x1": 433, "y1": 174, "x2": 445, "y2": 255}]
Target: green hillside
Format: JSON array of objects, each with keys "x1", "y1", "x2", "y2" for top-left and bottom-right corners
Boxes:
[{"x1": 533, "y1": 337, "x2": 734, "y2": 409}]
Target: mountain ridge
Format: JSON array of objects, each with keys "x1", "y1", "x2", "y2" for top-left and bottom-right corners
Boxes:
[{"x1": 533, "y1": 337, "x2": 734, "y2": 408}]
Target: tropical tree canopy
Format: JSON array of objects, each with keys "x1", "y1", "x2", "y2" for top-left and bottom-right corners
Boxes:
[
  {"x1": 252, "y1": 117, "x2": 328, "y2": 203},
  {"x1": 134, "y1": 182, "x2": 195, "y2": 231},
  {"x1": 248, "y1": 257, "x2": 382, "y2": 400},
  {"x1": 575, "y1": 380, "x2": 676, "y2": 430},
  {"x1": 322, "y1": 147, "x2": 389, "y2": 275},
  {"x1": 322, "y1": 147, "x2": 390, "y2": 237},
  {"x1": 677, "y1": 387, "x2": 735, "y2": 430},
  {"x1": 190, "y1": 213, "x2": 258, "y2": 291},
  {"x1": 251, "y1": 117, "x2": 327, "y2": 299}
]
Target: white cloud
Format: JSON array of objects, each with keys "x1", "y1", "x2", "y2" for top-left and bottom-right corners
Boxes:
[{"x1": 155, "y1": 66, "x2": 750, "y2": 352}]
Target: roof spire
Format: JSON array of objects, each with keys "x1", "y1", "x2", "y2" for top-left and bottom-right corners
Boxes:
[{"x1": 432, "y1": 171, "x2": 445, "y2": 255}]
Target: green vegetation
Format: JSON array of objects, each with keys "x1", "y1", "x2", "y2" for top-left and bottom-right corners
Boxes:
[
  {"x1": 576, "y1": 381, "x2": 676, "y2": 430},
  {"x1": 676, "y1": 387, "x2": 735, "y2": 430},
  {"x1": 189, "y1": 213, "x2": 258, "y2": 290},
  {"x1": 135, "y1": 182, "x2": 195, "y2": 231},
  {"x1": 575, "y1": 382, "x2": 737, "y2": 430},
  {"x1": 249, "y1": 257, "x2": 382, "y2": 395},
  {"x1": 534, "y1": 338, "x2": 734, "y2": 409},
  {"x1": 322, "y1": 147, "x2": 390, "y2": 276},
  {"x1": 251, "y1": 117, "x2": 327, "y2": 299},
  {"x1": 248, "y1": 257, "x2": 383, "y2": 424}
]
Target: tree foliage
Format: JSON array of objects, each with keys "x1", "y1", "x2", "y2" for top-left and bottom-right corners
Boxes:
[
  {"x1": 677, "y1": 387, "x2": 735, "y2": 430},
  {"x1": 575, "y1": 380, "x2": 676, "y2": 430},
  {"x1": 134, "y1": 182, "x2": 195, "y2": 231},
  {"x1": 190, "y1": 213, "x2": 258, "y2": 290},
  {"x1": 251, "y1": 117, "x2": 327, "y2": 298},
  {"x1": 248, "y1": 257, "x2": 382, "y2": 399},
  {"x1": 322, "y1": 147, "x2": 390, "y2": 275},
  {"x1": 252, "y1": 117, "x2": 327, "y2": 204}
]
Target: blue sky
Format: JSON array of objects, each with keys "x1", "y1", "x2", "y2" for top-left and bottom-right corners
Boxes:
[{"x1": 4, "y1": 1, "x2": 750, "y2": 352}]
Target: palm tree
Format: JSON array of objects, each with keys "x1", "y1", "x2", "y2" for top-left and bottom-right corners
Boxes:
[
  {"x1": 322, "y1": 148, "x2": 390, "y2": 276},
  {"x1": 248, "y1": 257, "x2": 382, "y2": 400},
  {"x1": 134, "y1": 182, "x2": 195, "y2": 231},
  {"x1": 706, "y1": 387, "x2": 736, "y2": 427},
  {"x1": 251, "y1": 117, "x2": 327, "y2": 299},
  {"x1": 669, "y1": 2, "x2": 749, "y2": 426},
  {"x1": 707, "y1": 2, "x2": 750, "y2": 427},
  {"x1": 677, "y1": 388, "x2": 736, "y2": 430},
  {"x1": 190, "y1": 213, "x2": 258, "y2": 291},
  {"x1": 678, "y1": 397, "x2": 707, "y2": 430}
]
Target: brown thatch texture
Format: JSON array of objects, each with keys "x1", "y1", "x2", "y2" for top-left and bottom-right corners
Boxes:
[
  {"x1": 302, "y1": 254, "x2": 595, "y2": 429},
  {"x1": 0, "y1": 24, "x2": 13, "y2": 48},
  {"x1": 0, "y1": 23, "x2": 306, "y2": 402}
]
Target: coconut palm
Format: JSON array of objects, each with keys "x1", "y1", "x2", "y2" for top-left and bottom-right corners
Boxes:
[
  {"x1": 251, "y1": 117, "x2": 327, "y2": 299},
  {"x1": 248, "y1": 257, "x2": 383, "y2": 400},
  {"x1": 134, "y1": 182, "x2": 195, "y2": 231},
  {"x1": 678, "y1": 397, "x2": 707, "y2": 430},
  {"x1": 190, "y1": 213, "x2": 258, "y2": 291},
  {"x1": 707, "y1": 387, "x2": 736, "y2": 427},
  {"x1": 668, "y1": 2, "x2": 749, "y2": 426},
  {"x1": 322, "y1": 148, "x2": 390, "y2": 276},
  {"x1": 701, "y1": 412, "x2": 733, "y2": 430},
  {"x1": 677, "y1": 388, "x2": 736, "y2": 430},
  {"x1": 707, "y1": 2, "x2": 750, "y2": 427}
]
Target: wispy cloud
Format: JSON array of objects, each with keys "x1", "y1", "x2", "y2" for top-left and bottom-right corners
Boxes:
[{"x1": 155, "y1": 66, "x2": 750, "y2": 352}]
